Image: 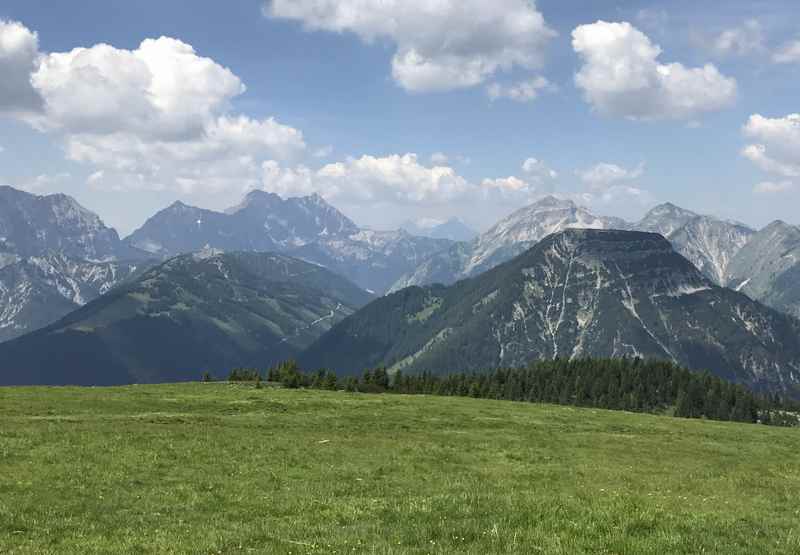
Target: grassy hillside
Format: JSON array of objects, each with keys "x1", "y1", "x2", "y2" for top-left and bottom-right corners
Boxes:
[{"x1": 1, "y1": 384, "x2": 799, "y2": 554}]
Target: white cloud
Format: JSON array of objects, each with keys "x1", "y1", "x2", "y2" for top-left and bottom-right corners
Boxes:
[
  {"x1": 742, "y1": 114, "x2": 800, "y2": 178},
  {"x1": 753, "y1": 180, "x2": 795, "y2": 194},
  {"x1": 576, "y1": 162, "x2": 644, "y2": 191},
  {"x1": 260, "y1": 153, "x2": 546, "y2": 220},
  {"x1": 572, "y1": 21, "x2": 736, "y2": 121},
  {"x1": 31, "y1": 37, "x2": 244, "y2": 139},
  {"x1": 773, "y1": 40, "x2": 800, "y2": 64},
  {"x1": 0, "y1": 19, "x2": 43, "y2": 116},
  {"x1": 480, "y1": 175, "x2": 536, "y2": 200},
  {"x1": 266, "y1": 0, "x2": 557, "y2": 93},
  {"x1": 487, "y1": 77, "x2": 552, "y2": 103},
  {"x1": 262, "y1": 153, "x2": 471, "y2": 206},
  {"x1": 17, "y1": 172, "x2": 71, "y2": 194},
  {"x1": 521, "y1": 157, "x2": 558, "y2": 181},
  {"x1": 0, "y1": 145, "x2": 5, "y2": 153},
  {"x1": 711, "y1": 20, "x2": 765, "y2": 57},
  {"x1": 0, "y1": 22, "x2": 307, "y2": 195}
]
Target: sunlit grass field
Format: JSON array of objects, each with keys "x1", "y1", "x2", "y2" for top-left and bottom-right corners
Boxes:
[{"x1": 1, "y1": 383, "x2": 799, "y2": 554}]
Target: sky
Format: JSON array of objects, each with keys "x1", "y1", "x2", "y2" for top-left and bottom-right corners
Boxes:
[{"x1": 0, "y1": 0, "x2": 798, "y2": 236}]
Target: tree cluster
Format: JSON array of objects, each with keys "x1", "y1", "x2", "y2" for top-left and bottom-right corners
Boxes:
[{"x1": 222, "y1": 358, "x2": 800, "y2": 427}]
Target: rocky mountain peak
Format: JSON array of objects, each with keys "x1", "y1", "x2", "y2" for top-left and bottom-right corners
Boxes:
[
  {"x1": 0, "y1": 185, "x2": 125, "y2": 261},
  {"x1": 529, "y1": 195, "x2": 577, "y2": 210}
]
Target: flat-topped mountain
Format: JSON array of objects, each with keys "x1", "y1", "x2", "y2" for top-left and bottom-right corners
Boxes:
[
  {"x1": 390, "y1": 197, "x2": 800, "y2": 323},
  {"x1": 0, "y1": 251, "x2": 373, "y2": 385},
  {"x1": 303, "y1": 229, "x2": 800, "y2": 396}
]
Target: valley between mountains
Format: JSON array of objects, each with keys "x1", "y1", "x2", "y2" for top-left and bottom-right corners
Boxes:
[{"x1": 1, "y1": 184, "x2": 800, "y2": 396}]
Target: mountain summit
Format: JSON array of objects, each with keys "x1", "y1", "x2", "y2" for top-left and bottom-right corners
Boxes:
[
  {"x1": 0, "y1": 185, "x2": 127, "y2": 262},
  {"x1": 390, "y1": 196, "x2": 626, "y2": 291}
]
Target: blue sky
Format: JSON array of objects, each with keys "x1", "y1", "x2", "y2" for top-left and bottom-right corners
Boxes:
[{"x1": 0, "y1": 0, "x2": 798, "y2": 235}]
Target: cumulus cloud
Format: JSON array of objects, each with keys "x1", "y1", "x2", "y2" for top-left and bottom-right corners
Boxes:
[
  {"x1": 742, "y1": 114, "x2": 800, "y2": 178},
  {"x1": 773, "y1": 40, "x2": 800, "y2": 64},
  {"x1": 0, "y1": 21, "x2": 307, "y2": 195},
  {"x1": 576, "y1": 162, "x2": 644, "y2": 191},
  {"x1": 487, "y1": 77, "x2": 552, "y2": 103},
  {"x1": 480, "y1": 175, "x2": 537, "y2": 201},
  {"x1": 259, "y1": 153, "x2": 546, "y2": 220},
  {"x1": 31, "y1": 38, "x2": 244, "y2": 138},
  {"x1": 266, "y1": 0, "x2": 557, "y2": 92},
  {"x1": 0, "y1": 19, "x2": 43, "y2": 116},
  {"x1": 572, "y1": 21, "x2": 736, "y2": 121},
  {"x1": 711, "y1": 20, "x2": 765, "y2": 57},
  {"x1": 753, "y1": 180, "x2": 795, "y2": 194},
  {"x1": 263, "y1": 153, "x2": 471, "y2": 205}
]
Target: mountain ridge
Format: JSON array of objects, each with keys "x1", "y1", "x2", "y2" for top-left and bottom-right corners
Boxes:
[
  {"x1": 303, "y1": 229, "x2": 800, "y2": 396},
  {"x1": 0, "y1": 251, "x2": 373, "y2": 385},
  {"x1": 125, "y1": 190, "x2": 454, "y2": 293}
]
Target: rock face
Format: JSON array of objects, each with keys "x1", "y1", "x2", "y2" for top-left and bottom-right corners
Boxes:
[
  {"x1": 0, "y1": 186, "x2": 153, "y2": 342},
  {"x1": 303, "y1": 229, "x2": 800, "y2": 396},
  {"x1": 127, "y1": 191, "x2": 361, "y2": 256},
  {"x1": 636, "y1": 203, "x2": 755, "y2": 285},
  {"x1": 0, "y1": 252, "x2": 373, "y2": 386},
  {"x1": 391, "y1": 196, "x2": 626, "y2": 291},
  {"x1": 727, "y1": 221, "x2": 800, "y2": 320},
  {"x1": 0, "y1": 185, "x2": 127, "y2": 262},
  {"x1": 0, "y1": 253, "x2": 143, "y2": 343},
  {"x1": 392, "y1": 199, "x2": 800, "y2": 323},
  {"x1": 125, "y1": 190, "x2": 453, "y2": 293}
]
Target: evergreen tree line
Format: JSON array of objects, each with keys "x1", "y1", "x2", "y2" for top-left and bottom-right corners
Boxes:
[{"x1": 220, "y1": 358, "x2": 800, "y2": 427}]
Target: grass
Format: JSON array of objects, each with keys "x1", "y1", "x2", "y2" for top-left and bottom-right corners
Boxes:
[{"x1": 0, "y1": 383, "x2": 799, "y2": 554}]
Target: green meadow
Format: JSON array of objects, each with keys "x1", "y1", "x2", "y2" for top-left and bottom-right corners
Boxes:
[{"x1": 1, "y1": 383, "x2": 798, "y2": 554}]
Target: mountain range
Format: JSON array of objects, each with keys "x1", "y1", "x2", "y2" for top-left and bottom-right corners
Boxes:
[
  {"x1": 0, "y1": 186, "x2": 453, "y2": 341},
  {"x1": 391, "y1": 196, "x2": 800, "y2": 321},
  {"x1": 2, "y1": 183, "x2": 800, "y2": 394},
  {"x1": 0, "y1": 251, "x2": 372, "y2": 385},
  {"x1": 126, "y1": 190, "x2": 454, "y2": 294},
  {"x1": 303, "y1": 229, "x2": 800, "y2": 396}
]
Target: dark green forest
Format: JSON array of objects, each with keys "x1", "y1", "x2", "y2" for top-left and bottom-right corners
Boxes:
[{"x1": 224, "y1": 358, "x2": 800, "y2": 427}]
